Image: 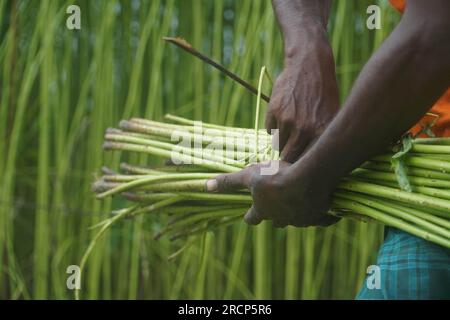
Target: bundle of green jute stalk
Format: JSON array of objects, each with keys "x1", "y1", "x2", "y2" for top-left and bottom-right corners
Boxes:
[{"x1": 92, "y1": 114, "x2": 450, "y2": 248}]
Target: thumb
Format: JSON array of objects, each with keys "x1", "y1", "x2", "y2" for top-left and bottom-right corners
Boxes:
[{"x1": 206, "y1": 169, "x2": 251, "y2": 193}]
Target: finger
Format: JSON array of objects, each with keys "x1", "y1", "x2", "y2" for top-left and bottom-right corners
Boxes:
[
  {"x1": 206, "y1": 166, "x2": 255, "y2": 193},
  {"x1": 265, "y1": 109, "x2": 277, "y2": 134},
  {"x1": 272, "y1": 219, "x2": 289, "y2": 228},
  {"x1": 277, "y1": 120, "x2": 291, "y2": 153},
  {"x1": 280, "y1": 133, "x2": 310, "y2": 163},
  {"x1": 244, "y1": 205, "x2": 263, "y2": 225},
  {"x1": 291, "y1": 213, "x2": 340, "y2": 228},
  {"x1": 317, "y1": 215, "x2": 340, "y2": 227}
]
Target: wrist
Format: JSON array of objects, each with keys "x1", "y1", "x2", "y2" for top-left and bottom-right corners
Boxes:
[
  {"x1": 289, "y1": 146, "x2": 342, "y2": 194},
  {"x1": 282, "y1": 17, "x2": 329, "y2": 61}
]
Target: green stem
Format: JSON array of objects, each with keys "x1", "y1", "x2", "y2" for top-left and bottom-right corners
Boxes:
[
  {"x1": 338, "y1": 180, "x2": 450, "y2": 216},
  {"x1": 362, "y1": 161, "x2": 450, "y2": 180},
  {"x1": 106, "y1": 132, "x2": 245, "y2": 167},
  {"x1": 335, "y1": 192, "x2": 450, "y2": 239},
  {"x1": 333, "y1": 197, "x2": 450, "y2": 248},
  {"x1": 414, "y1": 137, "x2": 450, "y2": 145},
  {"x1": 96, "y1": 173, "x2": 218, "y2": 199},
  {"x1": 104, "y1": 141, "x2": 240, "y2": 173},
  {"x1": 119, "y1": 120, "x2": 270, "y2": 153},
  {"x1": 351, "y1": 168, "x2": 450, "y2": 188},
  {"x1": 411, "y1": 144, "x2": 450, "y2": 154},
  {"x1": 382, "y1": 199, "x2": 450, "y2": 229}
]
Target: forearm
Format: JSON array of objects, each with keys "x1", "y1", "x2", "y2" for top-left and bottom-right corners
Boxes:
[
  {"x1": 268, "y1": 0, "x2": 339, "y2": 162},
  {"x1": 271, "y1": 0, "x2": 333, "y2": 59},
  {"x1": 293, "y1": 0, "x2": 450, "y2": 188}
]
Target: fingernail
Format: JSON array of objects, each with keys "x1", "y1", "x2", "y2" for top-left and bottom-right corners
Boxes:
[{"x1": 206, "y1": 179, "x2": 218, "y2": 192}]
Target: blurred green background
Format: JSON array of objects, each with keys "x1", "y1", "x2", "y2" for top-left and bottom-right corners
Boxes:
[{"x1": 0, "y1": 0, "x2": 400, "y2": 299}]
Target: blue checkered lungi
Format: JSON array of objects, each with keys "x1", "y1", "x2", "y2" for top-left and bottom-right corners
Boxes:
[{"x1": 356, "y1": 227, "x2": 450, "y2": 299}]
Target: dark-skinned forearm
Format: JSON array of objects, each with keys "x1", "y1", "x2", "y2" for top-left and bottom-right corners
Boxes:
[
  {"x1": 271, "y1": 0, "x2": 333, "y2": 59},
  {"x1": 292, "y1": 0, "x2": 450, "y2": 189}
]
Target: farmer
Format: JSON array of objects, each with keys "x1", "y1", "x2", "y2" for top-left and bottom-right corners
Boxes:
[{"x1": 206, "y1": 0, "x2": 450, "y2": 299}]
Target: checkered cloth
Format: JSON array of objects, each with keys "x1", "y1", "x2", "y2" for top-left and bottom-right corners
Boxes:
[{"x1": 356, "y1": 227, "x2": 450, "y2": 300}]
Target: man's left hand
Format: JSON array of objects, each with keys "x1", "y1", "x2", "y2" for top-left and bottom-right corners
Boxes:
[{"x1": 206, "y1": 160, "x2": 339, "y2": 228}]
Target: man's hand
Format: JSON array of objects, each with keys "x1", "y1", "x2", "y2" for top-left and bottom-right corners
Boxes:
[
  {"x1": 206, "y1": 161, "x2": 339, "y2": 228},
  {"x1": 267, "y1": 39, "x2": 339, "y2": 162},
  {"x1": 244, "y1": 0, "x2": 450, "y2": 230},
  {"x1": 268, "y1": 0, "x2": 339, "y2": 162}
]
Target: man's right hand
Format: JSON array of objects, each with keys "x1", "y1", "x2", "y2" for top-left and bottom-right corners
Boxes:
[{"x1": 269, "y1": 0, "x2": 339, "y2": 162}]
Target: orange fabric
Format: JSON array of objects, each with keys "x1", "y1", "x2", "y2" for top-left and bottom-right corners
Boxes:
[
  {"x1": 389, "y1": 0, "x2": 406, "y2": 13},
  {"x1": 389, "y1": 0, "x2": 450, "y2": 138},
  {"x1": 409, "y1": 91, "x2": 450, "y2": 138}
]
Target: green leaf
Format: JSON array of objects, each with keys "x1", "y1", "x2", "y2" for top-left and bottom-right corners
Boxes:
[{"x1": 391, "y1": 135, "x2": 413, "y2": 192}]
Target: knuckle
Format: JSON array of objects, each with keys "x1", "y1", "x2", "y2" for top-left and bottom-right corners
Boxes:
[
  {"x1": 249, "y1": 171, "x2": 263, "y2": 190},
  {"x1": 266, "y1": 106, "x2": 276, "y2": 118},
  {"x1": 253, "y1": 174, "x2": 282, "y2": 197},
  {"x1": 217, "y1": 174, "x2": 233, "y2": 191},
  {"x1": 268, "y1": 98, "x2": 281, "y2": 114},
  {"x1": 279, "y1": 114, "x2": 295, "y2": 127},
  {"x1": 221, "y1": 175, "x2": 234, "y2": 191},
  {"x1": 278, "y1": 113, "x2": 289, "y2": 123}
]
